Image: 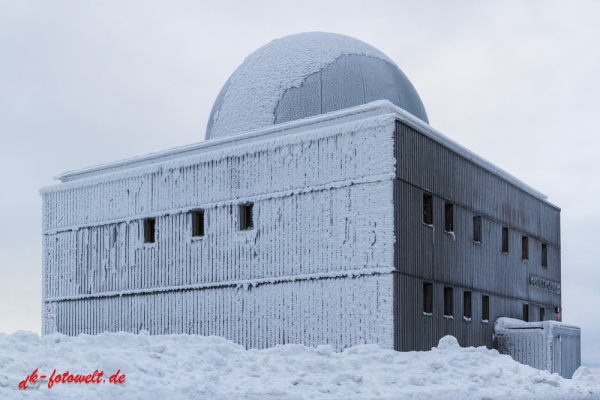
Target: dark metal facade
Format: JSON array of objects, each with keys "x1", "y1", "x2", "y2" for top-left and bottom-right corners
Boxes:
[{"x1": 393, "y1": 120, "x2": 561, "y2": 351}]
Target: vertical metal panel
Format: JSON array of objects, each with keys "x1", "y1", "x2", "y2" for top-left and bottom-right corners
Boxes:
[
  {"x1": 495, "y1": 322, "x2": 580, "y2": 378},
  {"x1": 393, "y1": 120, "x2": 561, "y2": 351},
  {"x1": 41, "y1": 119, "x2": 398, "y2": 351},
  {"x1": 48, "y1": 275, "x2": 393, "y2": 349},
  {"x1": 394, "y1": 121, "x2": 560, "y2": 246}
]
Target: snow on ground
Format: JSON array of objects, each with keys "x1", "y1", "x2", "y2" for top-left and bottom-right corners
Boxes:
[{"x1": 0, "y1": 331, "x2": 599, "y2": 400}]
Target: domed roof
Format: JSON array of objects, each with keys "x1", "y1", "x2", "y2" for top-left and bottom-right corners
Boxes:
[{"x1": 206, "y1": 32, "x2": 428, "y2": 140}]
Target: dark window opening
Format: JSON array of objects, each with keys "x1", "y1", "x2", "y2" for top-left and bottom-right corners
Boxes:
[
  {"x1": 522, "y1": 236, "x2": 529, "y2": 261},
  {"x1": 144, "y1": 218, "x2": 156, "y2": 243},
  {"x1": 540, "y1": 307, "x2": 545, "y2": 322},
  {"x1": 523, "y1": 303, "x2": 529, "y2": 322},
  {"x1": 473, "y1": 216, "x2": 482, "y2": 243},
  {"x1": 240, "y1": 203, "x2": 254, "y2": 230},
  {"x1": 542, "y1": 243, "x2": 548, "y2": 267},
  {"x1": 444, "y1": 202, "x2": 454, "y2": 233},
  {"x1": 192, "y1": 210, "x2": 205, "y2": 237},
  {"x1": 444, "y1": 287, "x2": 453, "y2": 317},
  {"x1": 423, "y1": 193, "x2": 433, "y2": 225},
  {"x1": 423, "y1": 282, "x2": 433, "y2": 314},
  {"x1": 502, "y1": 227, "x2": 509, "y2": 254},
  {"x1": 110, "y1": 226, "x2": 117, "y2": 246},
  {"x1": 482, "y1": 295, "x2": 490, "y2": 321},
  {"x1": 463, "y1": 291, "x2": 472, "y2": 320}
]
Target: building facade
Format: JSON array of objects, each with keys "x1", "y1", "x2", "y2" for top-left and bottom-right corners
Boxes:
[{"x1": 41, "y1": 33, "x2": 562, "y2": 352}]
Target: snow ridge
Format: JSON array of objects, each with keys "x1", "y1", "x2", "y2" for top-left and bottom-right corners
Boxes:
[{"x1": 1, "y1": 331, "x2": 598, "y2": 400}]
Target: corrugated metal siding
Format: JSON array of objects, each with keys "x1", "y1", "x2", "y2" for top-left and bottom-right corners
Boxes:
[
  {"x1": 393, "y1": 273, "x2": 534, "y2": 351},
  {"x1": 44, "y1": 274, "x2": 393, "y2": 350},
  {"x1": 393, "y1": 120, "x2": 561, "y2": 351},
  {"x1": 42, "y1": 119, "x2": 398, "y2": 350},
  {"x1": 495, "y1": 323, "x2": 580, "y2": 378},
  {"x1": 43, "y1": 183, "x2": 394, "y2": 300},
  {"x1": 394, "y1": 121, "x2": 560, "y2": 246},
  {"x1": 554, "y1": 325, "x2": 581, "y2": 378}
]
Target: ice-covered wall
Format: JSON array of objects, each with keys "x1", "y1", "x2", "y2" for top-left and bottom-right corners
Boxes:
[
  {"x1": 41, "y1": 115, "x2": 397, "y2": 350},
  {"x1": 494, "y1": 318, "x2": 581, "y2": 379}
]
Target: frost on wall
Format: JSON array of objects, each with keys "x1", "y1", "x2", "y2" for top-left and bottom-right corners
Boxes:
[
  {"x1": 41, "y1": 115, "x2": 397, "y2": 350},
  {"x1": 494, "y1": 317, "x2": 581, "y2": 379}
]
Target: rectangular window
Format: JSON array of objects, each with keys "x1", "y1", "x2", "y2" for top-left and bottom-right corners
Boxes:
[
  {"x1": 502, "y1": 227, "x2": 509, "y2": 253},
  {"x1": 240, "y1": 203, "x2": 254, "y2": 230},
  {"x1": 192, "y1": 210, "x2": 205, "y2": 237},
  {"x1": 143, "y1": 218, "x2": 156, "y2": 243},
  {"x1": 482, "y1": 295, "x2": 490, "y2": 322},
  {"x1": 541, "y1": 243, "x2": 548, "y2": 267},
  {"x1": 463, "y1": 291, "x2": 472, "y2": 320},
  {"x1": 444, "y1": 287, "x2": 453, "y2": 317},
  {"x1": 444, "y1": 202, "x2": 454, "y2": 233},
  {"x1": 423, "y1": 282, "x2": 433, "y2": 314},
  {"x1": 540, "y1": 307, "x2": 545, "y2": 322},
  {"x1": 473, "y1": 216, "x2": 482, "y2": 243},
  {"x1": 523, "y1": 303, "x2": 529, "y2": 322},
  {"x1": 423, "y1": 193, "x2": 433, "y2": 225},
  {"x1": 522, "y1": 236, "x2": 529, "y2": 261}
]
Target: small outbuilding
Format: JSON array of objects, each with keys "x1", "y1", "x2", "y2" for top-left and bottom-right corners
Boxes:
[{"x1": 495, "y1": 317, "x2": 581, "y2": 378}]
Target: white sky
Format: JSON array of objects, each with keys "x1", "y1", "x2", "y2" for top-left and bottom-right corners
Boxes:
[{"x1": 1, "y1": 1, "x2": 599, "y2": 366}]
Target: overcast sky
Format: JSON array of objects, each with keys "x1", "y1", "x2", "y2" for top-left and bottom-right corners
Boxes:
[{"x1": 1, "y1": 1, "x2": 599, "y2": 366}]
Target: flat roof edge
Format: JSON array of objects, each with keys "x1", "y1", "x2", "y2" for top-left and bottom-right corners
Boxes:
[
  {"x1": 51, "y1": 100, "x2": 557, "y2": 209},
  {"x1": 55, "y1": 101, "x2": 395, "y2": 183},
  {"x1": 389, "y1": 106, "x2": 558, "y2": 209}
]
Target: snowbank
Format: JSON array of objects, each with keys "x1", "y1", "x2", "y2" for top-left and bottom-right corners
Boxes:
[{"x1": 0, "y1": 331, "x2": 598, "y2": 399}]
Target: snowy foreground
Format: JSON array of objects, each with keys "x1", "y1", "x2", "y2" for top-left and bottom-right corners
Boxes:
[{"x1": 1, "y1": 331, "x2": 599, "y2": 400}]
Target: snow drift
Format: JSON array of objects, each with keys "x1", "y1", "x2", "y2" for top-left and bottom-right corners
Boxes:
[{"x1": 0, "y1": 331, "x2": 598, "y2": 399}]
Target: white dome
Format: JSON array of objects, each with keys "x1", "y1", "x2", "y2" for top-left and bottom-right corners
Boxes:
[{"x1": 206, "y1": 32, "x2": 428, "y2": 140}]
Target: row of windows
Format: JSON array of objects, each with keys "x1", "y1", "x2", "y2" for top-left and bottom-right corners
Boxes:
[
  {"x1": 423, "y1": 193, "x2": 549, "y2": 267},
  {"x1": 422, "y1": 283, "x2": 489, "y2": 322},
  {"x1": 142, "y1": 204, "x2": 254, "y2": 243},
  {"x1": 423, "y1": 283, "x2": 551, "y2": 323}
]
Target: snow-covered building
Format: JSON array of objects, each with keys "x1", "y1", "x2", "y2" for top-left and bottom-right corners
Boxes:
[{"x1": 41, "y1": 33, "x2": 563, "y2": 354}]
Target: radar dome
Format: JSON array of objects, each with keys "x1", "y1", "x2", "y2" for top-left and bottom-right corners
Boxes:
[{"x1": 206, "y1": 32, "x2": 428, "y2": 140}]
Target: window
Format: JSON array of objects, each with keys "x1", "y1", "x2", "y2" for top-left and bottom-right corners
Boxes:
[
  {"x1": 523, "y1": 303, "x2": 529, "y2": 322},
  {"x1": 240, "y1": 203, "x2": 254, "y2": 230},
  {"x1": 522, "y1": 236, "x2": 529, "y2": 261},
  {"x1": 473, "y1": 216, "x2": 482, "y2": 243},
  {"x1": 423, "y1": 193, "x2": 433, "y2": 225},
  {"x1": 192, "y1": 210, "x2": 205, "y2": 237},
  {"x1": 444, "y1": 287, "x2": 453, "y2": 317},
  {"x1": 143, "y1": 218, "x2": 156, "y2": 243},
  {"x1": 444, "y1": 202, "x2": 454, "y2": 233},
  {"x1": 541, "y1": 243, "x2": 548, "y2": 267},
  {"x1": 423, "y1": 282, "x2": 433, "y2": 314},
  {"x1": 482, "y1": 295, "x2": 490, "y2": 322},
  {"x1": 502, "y1": 227, "x2": 509, "y2": 254},
  {"x1": 540, "y1": 307, "x2": 545, "y2": 322},
  {"x1": 463, "y1": 291, "x2": 472, "y2": 320}
]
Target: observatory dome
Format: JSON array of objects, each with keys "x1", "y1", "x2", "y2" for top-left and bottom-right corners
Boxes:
[{"x1": 206, "y1": 32, "x2": 428, "y2": 140}]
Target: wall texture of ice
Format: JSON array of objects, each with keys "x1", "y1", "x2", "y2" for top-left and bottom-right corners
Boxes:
[
  {"x1": 41, "y1": 115, "x2": 397, "y2": 350},
  {"x1": 206, "y1": 32, "x2": 428, "y2": 140},
  {"x1": 494, "y1": 317, "x2": 581, "y2": 378}
]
